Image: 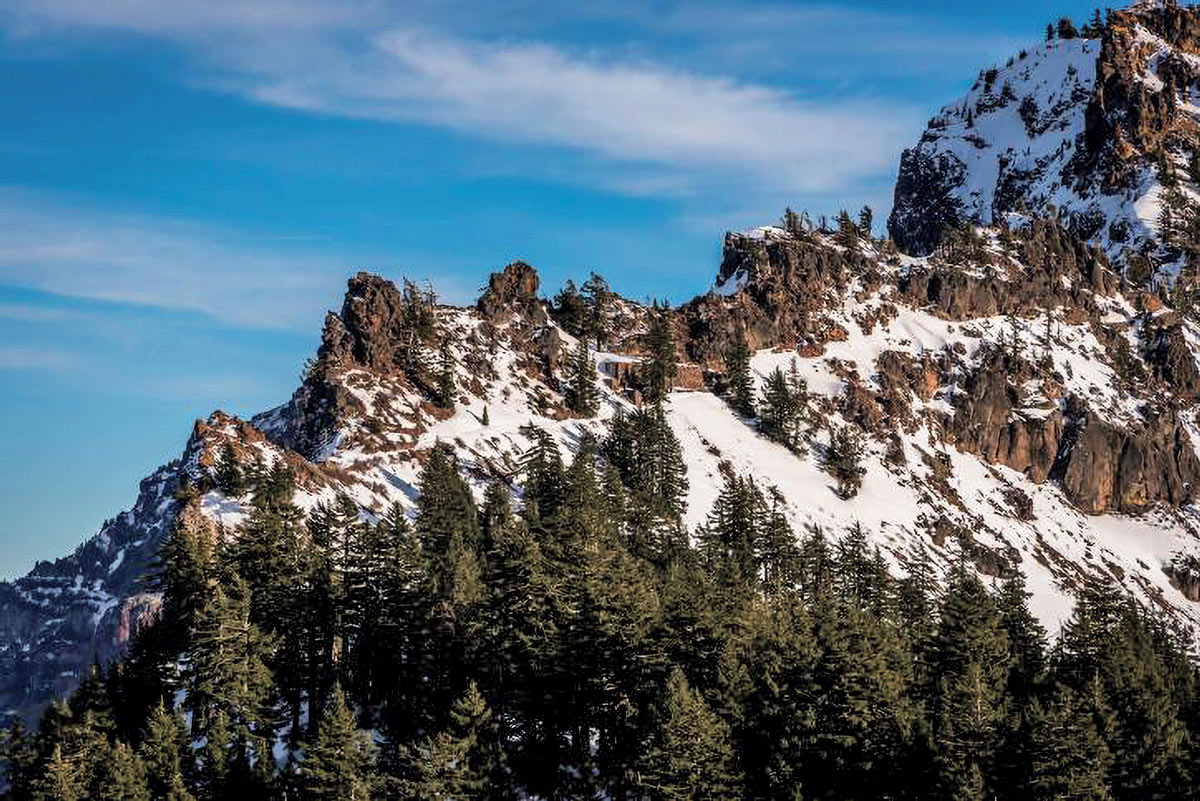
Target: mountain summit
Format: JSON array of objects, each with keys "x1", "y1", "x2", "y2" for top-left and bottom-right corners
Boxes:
[{"x1": 891, "y1": 3, "x2": 1200, "y2": 280}]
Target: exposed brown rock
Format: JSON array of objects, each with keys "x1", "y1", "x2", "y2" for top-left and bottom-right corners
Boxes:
[
  {"x1": 477, "y1": 261, "x2": 545, "y2": 323},
  {"x1": 950, "y1": 348, "x2": 1062, "y2": 483},
  {"x1": 1056, "y1": 408, "x2": 1200, "y2": 514}
]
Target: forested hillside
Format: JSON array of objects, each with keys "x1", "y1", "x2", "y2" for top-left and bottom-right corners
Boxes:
[
  {"x1": 10, "y1": 4, "x2": 1200, "y2": 799},
  {"x1": 3, "y1": 440, "x2": 1198, "y2": 800}
]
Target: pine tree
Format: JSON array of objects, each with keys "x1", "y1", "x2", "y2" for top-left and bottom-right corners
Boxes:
[
  {"x1": 759, "y1": 363, "x2": 806, "y2": 452},
  {"x1": 564, "y1": 336, "x2": 599, "y2": 417},
  {"x1": 435, "y1": 342, "x2": 456, "y2": 410},
  {"x1": 183, "y1": 576, "x2": 277, "y2": 779},
  {"x1": 415, "y1": 444, "x2": 481, "y2": 586},
  {"x1": 214, "y1": 442, "x2": 245, "y2": 497},
  {"x1": 582, "y1": 271, "x2": 614, "y2": 350},
  {"x1": 97, "y1": 741, "x2": 151, "y2": 801},
  {"x1": 699, "y1": 474, "x2": 764, "y2": 589},
  {"x1": 725, "y1": 331, "x2": 755, "y2": 417},
  {"x1": 836, "y1": 210, "x2": 859, "y2": 249},
  {"x1": 636, "y1": 668, "x2": 741, "y2": 801},
  {"x1": 826, "y1": 424, "x2": 866, "y2": 498},
  {"x1": 928, "y1": 569, "x2": 1010, "y2": 800},
  {"x1": 297, "y1": 689, "x2": 374, "y2": 801},
  {"x1": 1, "y1": 717, "x2": 37, "y2": 799},
  {"x1": 858, "y1": 205, "x2": 874, "y2": 239},
  {"x1": 996, "y1": 573, "x2": 1046, "y2": 703},
  {"x1": 33, "y1": 745, "x2": 83, "y2": 801},
  {"x1": 552, "y1": 279, "x2": 587, "y2": 336},
  {"x1": 139, "y1": 701, "x2": 195, "y2": 801},
  {"x1": 404, "y1": 682, "x2": 504, "y2": 799},
  {"x1": 1057, "y1": 16, "x2": 1078, "y2": 40},
  {"x1": 1025, "y1": 687, "x2": 1112, "y2": 800},
  {"x1": 639, "y1": 301, "x2": 678, "y2": 405}
]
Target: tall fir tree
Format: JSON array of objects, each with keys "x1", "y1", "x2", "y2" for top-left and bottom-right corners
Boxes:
[
  {"x1": 564, "y1": 336, "x2": 599, "y2": 417},
  {"x1": 297, "y1": 689, "x2": 374, "y2": 801},
  {"x1": 725, "y1": 331, "x2": 755, "y2": 417},
  {"x1": 639, "y1": 301, "x2": 678, "y2": 405}
]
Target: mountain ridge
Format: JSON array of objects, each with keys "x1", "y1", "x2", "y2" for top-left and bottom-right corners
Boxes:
[{"x1": 9, "y1": 3, "x2": 1200, "y2": 730}]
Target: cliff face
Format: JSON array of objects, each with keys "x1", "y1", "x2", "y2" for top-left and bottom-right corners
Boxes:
[{"x1": 889, "y1": 5, "x2": 1200, "y2": 272}]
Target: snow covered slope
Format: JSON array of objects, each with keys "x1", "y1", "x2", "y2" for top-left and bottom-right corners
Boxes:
[
  {"x1": 890, "y1": 4, "x2": 1200, "y2": 276},
  {"x1": 8, "y1": 216, "x2": 1200, "y2": 725}
]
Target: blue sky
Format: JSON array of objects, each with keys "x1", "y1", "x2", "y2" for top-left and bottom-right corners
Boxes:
[{"x1": 0, "y1": 0, "x2": 1099, "y2": 578}]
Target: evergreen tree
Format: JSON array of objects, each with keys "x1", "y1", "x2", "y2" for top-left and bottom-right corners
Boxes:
[
  {"x1": 836, "y1": 209, "x2": 859, "y2": 249},
  {"x1": 552, "y1": 279, "x2": 587, "y2": 337},
  {"x1": 582, "y1": 271, "x2": 614, "y2": 350},
  {"x1": 826, "y1": 424, "x2": 866, "y2": 498},
  {"x1": 996, "y1": 573, "x2": 1046, "y2": 703},
  {"x1": 725, "y1": 331, "x2": 755, "y2": 417},
  {"x1": 639, "y1": 301, "x2": 678, "y2": 405},
  {"x1": 97, "y1": 741, "x2": 150, "y2": 801},
  {"x1": 415, "y1": 444, "x2": 481, "y2": 586},
  {"x1": 1024, "y1": 687, "x2": 1112, "y2": 800},
  {"x1": 183, "y1": 576, "x2": 276, "y2": 785},
  {"x1": 297, "y1": 689, "x2": 374, "y2": 801},
  {"x1": 759, "y1": 361, "x2": 807, "y2": 452},
  {"x1": 636, "y1": 668, "x2": 741, "y2": 801},
  {"x1": 32, "y1": 745, "x2": 83, "y2": 801},
  {"x1": 403, "y1": 683, "x2": 505, "y2": 799},
  {"x1": 139, "y1": 702, "x2": 195, "y2": 801},
  {"x1": 214, "y1": 442, "x2": 245, "y2": 497},
  {"x1": 564, "y1": 336, "x2": 599, "y2": 417},
  {"x1": 858, "y1": 205, "x2": 874, "y2": 239},
  {"x1": 435, "y1": 342, "x2": 456, "y2": 410},
  {"x1": 928, "y1": 569, "x2": 1010, "y2": 800}
]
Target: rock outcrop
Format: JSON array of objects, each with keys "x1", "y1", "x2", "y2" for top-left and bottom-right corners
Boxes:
[{"x1": 1056, "y1": 407, "x2": 1200, "y2": 514}]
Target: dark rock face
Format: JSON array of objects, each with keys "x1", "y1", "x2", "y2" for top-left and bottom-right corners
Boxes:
[
  {"x1": 1073, "y1": 5, "x2": 1200, "y2": 193},
  {"x1": 940, "y1": 342, "x2": 1198, "y2": 514},
  {"x1": 901, "y1": 220, "x2": 1115, "y2": 320},
  {"x1": 1057, "y1": 408, "x2": 1200, "y2": 514},
  {"x1": 327, "y1": 272, "x2": 410, "y2": 373},
  {"x1": 888, "y1": 149, "x2": 967, "y2": 256},
  {"x1": 477, "y1": 261, "x2": 544, "y2": 324},
  {"x1": 679, "y1": 231, "x2": 869, "y2": 366},
  {"x1": 1140, "y1": 313, "x2": 1200, "y2": 401},
  {"x1": 949, "y1": 348, "x2": 1062, "y2": 484},
  {"x1": 0, "y1": 459, "x2": 184, "y2": 725}
]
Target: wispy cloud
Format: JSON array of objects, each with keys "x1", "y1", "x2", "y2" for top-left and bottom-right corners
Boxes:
[
  {"x1": 0, "y1": 345, "x2": 75, "y2": 370},
  {"x1": 0, "y1": 0, "x2": 928, "y2": 197},
  {"x1": 239, "y1": 27, "x2": 916, "y2": 194},
  {"x1": 0, "y1": 189, "x2": 351, "y2": 329},
  {"x1": 0, "y1": 189, "x2": 480, "y2": 329}
]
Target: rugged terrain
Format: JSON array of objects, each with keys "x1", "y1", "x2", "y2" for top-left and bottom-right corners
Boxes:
[
  {"x1": 9, "y1": 3, "x2": 1200, "y2": 725},
  {"x1": 890, "y1": 3, "x2": 1200, "y2": 278}
]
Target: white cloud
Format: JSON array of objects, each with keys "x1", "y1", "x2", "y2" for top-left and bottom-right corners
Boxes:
[
  {"x1": 0, "y1": 189, "x2": 478, "y2": 329},
  {"x1": 0, "y1": 345, "x2": 75, "y2": 370},
  {"x1": 1, "y1": 0, "x2": 922, "y2": 197},
  {"x1": 0, "y1": 189, "x2": 349, "y2": 329}
]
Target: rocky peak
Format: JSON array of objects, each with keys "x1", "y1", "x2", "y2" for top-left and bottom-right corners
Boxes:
[
  {"x1": 890, "y1": 4, "x2": 1200, "y2": 272},
  {"x1": 319, "y1": 272, "x2": 410, "y2": 372},
  {"x1": 477, "y1": 260, "x2": 545, "y2": 323}
]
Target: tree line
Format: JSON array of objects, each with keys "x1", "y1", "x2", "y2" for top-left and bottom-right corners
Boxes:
[{"x1": 3, "y1": 410, "x2": 1200, "y2": 799}]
